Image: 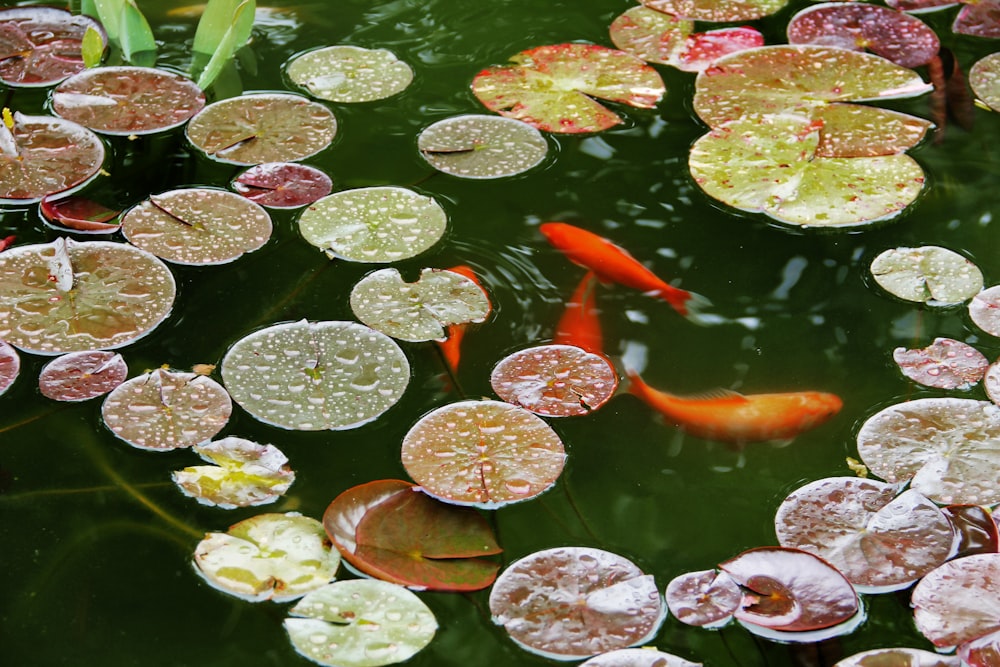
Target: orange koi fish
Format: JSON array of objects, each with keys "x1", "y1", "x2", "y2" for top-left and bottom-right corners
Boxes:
[
  {"x1": 626, "y1": 369, "x2": 842, "y2": 445},
  {"x1": 0, "y1": 235, "x2": 14, "y2": 252},
  {"x1": 436, "y1": 265, "x2": 489, "y2": 374},
  {"x1": 539, "y1": 222, "x2": 703, "y2": 319},
  {"x1": 553, "y1": 271, "x2": 603, "y2": 354}
]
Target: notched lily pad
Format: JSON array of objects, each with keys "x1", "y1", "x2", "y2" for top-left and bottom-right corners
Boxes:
[
  {"x1": 641, "y1": 0, "x2": 789, "y2": 22},
  {"x1": 172, "y1": 436, "x2": 295, "y2": 508},
  {"x1": 666, "y1": 569, "x2": 741, "y2": 628},
  {"x1": 286, "y1": 45, "x2": 413, "y2": 103},
  {"x1": 417, "y1": 114, "x2": 548, "y2": 179},
  {"x1": 912, "y1": 553, "x2": 1000, "y2": 648},
  {"x1": 969, "y1": 285, "x2": 1000, "y2": 337},
  {"x1": 0, "y1": 338, "x2": 19, "y2": 397},
  {"x1": 893, "y1": 337, "x2": 988, "y2": 390},
  {"x1": 232, "y1": 162, "x2": 332, "y2": 209},
  {"x1": 0, "y1": 7, "x2": 104, "y2": 87},
  {"x1": 870, "y1": 246, "x2": 983, "y2": 305},
  {"x1": 39, "y1": 350, "x2": 127, "y2": 401},
  {"x1": 971, "y1": 53, "x2": 1000, "y2": 113}
]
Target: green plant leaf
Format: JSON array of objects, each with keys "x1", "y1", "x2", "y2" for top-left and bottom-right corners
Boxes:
[
  {"x1": 192, "y1": 0, "x2": 255, "y2": 57},
  {"x1": 90, "y1": 0, "x2": 123, "y2": 42},
  {"x1": 194, "y1": 0, "x2": 255, "y2": 90},
  {"x1": 117, "y1": 0, "x2": 155, "y2": 65},
  {"x1": 81, "y1": 25, "x2": 104, "y2": 68}
]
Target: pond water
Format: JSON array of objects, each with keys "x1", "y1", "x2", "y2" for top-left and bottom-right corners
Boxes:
[{"x1": 2, "y1": 0, "x2": 1000, "y2": 665}]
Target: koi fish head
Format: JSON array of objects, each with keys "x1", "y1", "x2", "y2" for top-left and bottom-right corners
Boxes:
[
  {"x1": 800, "y1": 392, "x2": 843, "y2": 427},
  {"x1": 538, "y1": 222, "x2": 576, "y2": 248}
]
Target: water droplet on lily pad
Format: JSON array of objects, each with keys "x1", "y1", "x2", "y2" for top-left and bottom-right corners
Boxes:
[
  {"x1": 232, "y1": 162, "x2": 333, "y2": 209},
  {"x1": 870, "y1": 246, "x2": 983, "y2": 305},
  {"x1": 912, "y1": 553, "x2": 1000, "y2": 648},
  {"x1": 971, "y1": 52, "x2": 1000, "y2": 113},
  {"x1": 39, "y1": 350, "x2": 127, "y2": 401},
  {"x1": 0, "y1": 7, "x2": 104, "y2": 87},
  {"x1": 969, "y1": 285, "x2": 1000, "y2": 337},
  {"x1": 665, "y1": 569, "x2": 741, "y2": 628},
  {"x1": 641, "y1": 0, "x2": 788, "y2": 22},
  {"x1": 172, "y1": 436, "x2": 295, "y2": 508},
  {"x1": 417, "y1": 114, "x2": 548, "y2": 179},
  {"x1": 286, "y1": 45, "x2": 413, "y2": 103},
  {"x1": 579, "y1": 648, "x2": 702, "y2": 667},
  {"x1": 893, "y1": 337, "x2": 987, "y2": 390}
]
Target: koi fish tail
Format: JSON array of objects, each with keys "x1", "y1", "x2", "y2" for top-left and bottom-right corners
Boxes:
[{"x1": 657, "y1": 287, "x2": 713, "y2": 325}]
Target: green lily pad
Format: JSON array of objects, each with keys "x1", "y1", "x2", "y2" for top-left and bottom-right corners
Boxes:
[
  {"x1": 172, "y1": 436, "x2": 295, "y2": 508},
  {"x1": 38, "y1": 350, "x2": 127, "y2": 401},
  {"x1": 298, "y1": 187, "x2": 447, "y2": 263},
  {"x1": 472, "y1": 43, "x2": 665, "y2": 134},
  {"x1": 194, "y1": 512, "x2": 340, "y2": 602},
  {"x1": 870, "y1": 246, "x2": 983, "y2": 305},
  {"x1": 349, "y1": 267, "x2": 491, "y2": 342},
  {"x1": 286, "y1": 45, "x2": 413, "y2": 103},
  {"x1": 221, "y1": 320, "x2": 410, "y2": 431},
  {"x1": 0, "y1": 338, "x2": 19, "y2": 397},
  {"x1": 186, "y1": 92, "x2": 337, "y2": 165},
  {"x1": 0, "y1": 7, "x2": 104, "y2": 87},
  {"x1": 971, "y1": 52, "x2": 1000, "y2": 113},
  {"x1": 689, "y1": 113, "x2": 925, "y2": 227},
  {"x1": 101, "y1": 368, "x2": 232, "y2": 451},
  {"x1": 641, "y1": 0, "x2": 789, "y2": 22},
  {"x1": 0, "y1": 238, "x2": 175, "y2": 354},
  {"x1": 285, "y1": 579, "x2": 437, "y2": 667},
  {"x1": 121, "y1": 188, "x2": 272, "y2": 265},
  {"x1": 834, "y1": 648, "x2": 961, "y2": 667},
  {"x1": 417, "y1": 114, "x2": 548, "y2": 179}
]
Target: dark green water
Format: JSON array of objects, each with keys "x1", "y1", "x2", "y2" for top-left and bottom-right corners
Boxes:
[{"x1": 2, "y1": 0, "x2": 1000, "y2": 665}]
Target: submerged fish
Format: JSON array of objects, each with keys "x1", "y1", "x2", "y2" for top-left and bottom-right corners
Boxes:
[
  {"x1": 539, "y1": 221, "x2": 705, "y2": 320},
  {"x1": 626, "y1": 369, "x2": 842, "y2": 445},
  {"x1": 436, "y1": 264, "x2": 488, "y2": 374},
  {"x1": 553, "y1": 271, "x2": 602, "y2": 354}
]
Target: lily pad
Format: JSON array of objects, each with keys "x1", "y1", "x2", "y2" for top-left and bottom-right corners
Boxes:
[
  {"x1": 641, "y1": 0, "x2": 789, "y2": 22},
  {"x1": 0, "y1": 238, "x2": 175, "y2": 354},
  {"x1": 186, "y1": 92, "x2": 337, "y2": 165},
  {"x1": 953, "y1": 0, "x2": 1000, "y2": 38},
  {"x1": 417, "y1": 114, "x2": 548, "y2": 179},
  {"x1": 221, "y1": 320, "x2": 410, "y2": 431},
  {"x1": 435, "y1": 265, "x2": 489, "y2": 373},
  {"x1": 579, "y1": 648, "x2": 702, "y2": 667},
  {"x1": 286, "y1": 45, "x2": 413, "y2": 103},
  {"x1": 812, "y1": 104, "x2": 932, "y2": 158},
  {"x1": 194, "y1": 512, "x2": 340, "y2": 602},
  {"x1": 489, "y1": 546, "x2": 665, "y2": 660},
  {"x1": 912, "y1": 553, "x2": 1000, "y2": 648},
  {"x1": 172, "y1": 436, "x2": 295, "y2": 508},
  {"x1": 121, "y1": 188, "x2": 272, "y2": 265},
  {"x1": 834, "y1": 648, "x2": 962, "y2": 667},
  {"x1": 40, "y1": 194, "x2": 121, "y2": 233},
  {"x1": 232, "y1": 162, "x2": 333, "y2": 209},
  {"x1": 298, "y1": 187, "x2": 447, "y2": 263},
  {"x1": 774, "y1": 477, "x2": 955, "y2": 592},
  {"x1": 665, "y1": 569, "x2": 742, "y2": 628},
  {"x1": 0, "y1": 7, "x2": 104, "y2": 87},
  {"x1": 0, "y1": 338, "x2": 19, "y2": 397},
  {"x1": 472, "y1": 43, "x2": 665, "y2": 134},
  {"x1": 893, "y1": 337, "x2": 988, "y2": 390},
  {"x1": 52, "y1": 66, "x2": 205, "y2": 136},
  {"x1": 400, "y1": 399, "x2": 566, "y2": 508},
  {"x1": 349, "y1": 267, "x2": 491, "y2": 342},
  {"x1": 101, "y1": 368, "x2": 232, "y2": 451},
  {"x1": 0, "y1": 112, "x2": 105, "y2": 205},
  {"x1": 971, "y1": 53, "x2": 1000, "y2": 113},
  {"x1": 284, "y1": 579, "x2": 437, "y2": 667},
  {"x1": 961, "y1": 628, "x2": 1000, "y2": 667},
  {"x1": 944, "y1": 505, "x2": 999, "y2": 558},
  {"x1": 870, "y1": 246, "x2": 984, "y2": 305},
  {"x1": 38, "y1": 350, "x2": 127, "y2": 401},
  {"x1": 969, "y1": 285, "x2": 1000, "y2": 336},
  {"x1": 983, "y1": 360, "x2": 1000, "y2": 406},
  {"x1": 490, "y1": 344, "x2": 618, "y2": 416},
  {"x1": 856, "y1": 397, "x2": 1000, "y2": 505}
]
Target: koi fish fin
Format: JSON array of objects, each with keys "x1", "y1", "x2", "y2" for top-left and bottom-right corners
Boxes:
[
  {"x1": 656, "y1": 288, "x2": 714, "y2": 324},
  {"x1": 673, "y1": 388, "x2": 750, "y2": 405},
  {"x1": 768, "y1": 438, "x2": 796, "y2": 449}
]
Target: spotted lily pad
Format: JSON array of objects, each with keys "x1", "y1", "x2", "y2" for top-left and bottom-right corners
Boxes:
[
  {"x1": 285, "y1": 579, "x2": 437, "y2": 667},
  {"x1": 400, "y1": 399, "x2": 566, "y2": 508},
  {"x1": 101, "y1": 368, "x2": 232, "y2": 450},
  {"x1": 121, "y1": 188, "x2": 272, "y2": 265},
  {"x1": 665, "y1": 569, "x2": 742, "y2": 628},
  {"x1": 194, "y1": 512, "x2": 340, "y2": 602},
  {"x1": 641, "y1": 0, "x2": 789, "y2": 22},
  {"x1": 52, "y1": 66, "x2": 205, "y2": 136},
  {"x1": 857, "y1": 397, "x2": 1000, "y2": 505},
  {"x1": 172, "y1": 436, "x2": 295, "y2": 508},
  {"x1": 893, "y1": 338, "x2": 988, "y2": 390},
  {"x1": 0, "y1": 238, "x2": 175, "y2": 354},
  {"x1": 232, "y1": 162, "x2": 332, "y2": 209},
  {"x1": 286, "y1": 45, "x2": 413, "y2": 103},
  {"x1": 953, "y1": 0, "x2": 1000, "y2": 38},
  {"x1": 579, "y1": 649, "x2": 702, "y2": 667},
  {"x1": 0, "y1": 112, "x2": 105, "y2": 205},
  {"x1": 969, "y1": 285, "x2": 1000, "y2": 336},
  {"x1": 971, "y1": 53, "x2": 1000, "y2": 113},
  {"x1": 0, "y1": 338, "x2": 19, "y2": 397},
  {"x1": 834, "y1": 648, "x2": 962, "y2": 667},
  {"x1": 983, "y1": 360, "x2": 1000, "y2": 406},
  {"x1": 417, "y1": 114, "x2": 548, "y2": 179},
  {"x1": 298, "y1": 187, "x2": 447, "y2": 263},
  {"x1": 38, "y1": 350, "x2": 127, "y2": 401},
  {"x1": 912, "y1": 553, "x2": 1000, "y2": 648},
  {"x1": 349, "y1": 267, "x2": 490, "y2": 342},
  {"x1": 489, "y1": 546, "x2": 665, "y2": 660},
  {"x1": 0, "y1": 7, "x2": 104, "y2": 87},
  {"x1": 186, "y1": 92, "x2": 337, "y2": 165},
  {"x1": 472, "y1": 43, "x2": 665, "y2": 134},
  {"x1": 221, "y1": 320, "x2": 410, "y2": 431},
  {"x1": 812, "y1": 104, "x2": 932, "y2": 158},
  {"x1": 490, "y1": 344, "x2": 618, "y2": 416},
  {"x1": 870, "y1": 246, "x2": 984, "y2": 305}
]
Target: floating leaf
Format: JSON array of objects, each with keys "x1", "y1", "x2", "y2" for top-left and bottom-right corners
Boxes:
[
  {"x1": 944, "y1": 505, "x2": 999, "y2": 558},
  {"x1": 774, "y1": 477, "x2": 955, "y2": 592},
  {"x1": 984, "y1": 360, "x2": 1000, "y2": 407},
  {"x1": 641, "y1": 0, "x2": 789, "y2": 22},
  {"x1": 472, "y1": 43, "x2": 665, "y2": 134},
  {"x1": 298, "y1": 187, "x2": 447, "y2": 263},
  {"x1": 953, "y1": 0, "x2": 1000, "y2": 38},
  {"x1": 40, "y1": 194, "x2": 121, "y2": 233},
  {"x1": 969, "y1": 286, "x2": 1000, "y2": 336},
  {"x1": 912, "y1": 553, "x2": 1000, "y2": 648},
  {"x1": 579, "y1": 648, "x2": 702, "y2": 667},
  {"x1": 490, "y1": 344, "x2": 618, "y2": 416},
  {"x1": 489, "y1": 546, "x2": 665, "y2": 660},
  {"x1": 101, "y1": 368, "x2": 232, "y2": 451},
  {"x1": 287, "y1": 45, "x2": 413, "y2": 103},
  {"x1": 834, "y1": 648, "x2": 962, "y2": 667},
  {"x1": 172, "y1": 436, "x2": 295, "y2": 508},
  {"x1": 857, "y1": 397, "x2": 1000, "y2": 505},
  {"x1": 194, "y1": 512, "x2": 340, "y2": 602},
  {"x1": 0, "y1": 238, "x2": 175, "y2": 354},
  {"x1": 121, "y1": 188, "x2": 272, "y2": 266},
  {"x1": 401, "y1": 400, "x2": 566, "y2": 508},
  {"x1": 0, "y1": 339, "x2": 19, "y2": 397},
  {"x1": 38, "y1": 350, "x2": 127, "y2": 401},
  {"x1": 186, "y1": 92, "x2": 337, "y2": 165},
  {"x1": 285, "y1": 579, "x2": 437, "y2": 667},
  {"x1": 349, "y1": 267, "x2": 490, "y2": 342},
  {"x1": 0, "y1": 7, "x2": 104, "y2": 87},
  {"x1": 665, "y1": 569, "x2": 741, "y2": 628},
  {"x1": 870, "y1": 246, "x2": 984, "y2": 305},
  {"x1": 893, "y1": 337, "x2": 988, "y2": 390},
  {"x1": 221, "y1": 320, "x2": 410, "y2": 431},
  {"x1": 52, "y1": 66, "x2": 205, "y2": 136},
  {"x1": 435, "y1": 265, "x2": 489, "y2": 374},
  {"x1": 417, "y1": 114, "x2": 548, "y2": 179},
  {"x1": 324, "y1": 479, "x2": 411, "y2": 558},
  {"x1": 971, "y1": 53, "x2": 1000, "y2": 113},
  {"x1": 232, "y1": 162, "x2": 332, "y2": 208},
  {"x1": 961, "y1": 628, "x2": 1000, "y2": 667},
  {"x1": 812, "y1": 104, "x2": 932, "y2": 158}
]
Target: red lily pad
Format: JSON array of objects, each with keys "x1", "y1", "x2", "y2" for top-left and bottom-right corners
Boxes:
[
  {"x1": 641, "y1": 0, "x2": 788, "y2": 22},
  {"x1": 969, "y1": 285, "x2": 1000, "y2": 336},
  {"x1": 787, "y1": 3, "x2": 940, "y2": 69},
  {"x1": 961, "y1": 628, "x2": 1000, "y2": 667},
  {"x1": 834, "y1": 648, "x2": 962, "y2": 667},
  {"x1": 0, "y1": 7, "x2": 104, "y2": 87},
  {"x1": 489, "y1": 546, "x2": 665, "y2": 660},
  {"x1": 472, "y1": 43, "x2": 665, "y2": 134},
  {"x1": 774, "y1": 477, "x2": 955, "y2": 592},
  {"x1": 490, "y1": 344, "x2": 618, "y2": 416},
  {"x1": 665, "y1": 569, "x2": 741, "y2": 628},
  {"x1": 944, "y1": 505, "x2": 999, "y2": 558},
  {"x1": 38, "y1": 350, "x2": 127, "y2": 401},
  {"x1": 40, "y1": 194, "x2": 121, "y2": 233},
  {"x1": 400, "y1": 399, "x2": 566, "y2": 508},
  {"x1": 971, "y1": 53, "x2": 1000, "y2": 113},
  {"x1": 0, "y1": 338, "x2": 19, "y2": 397},
  {"x1": 232, "y1": 162, "x2": 332, "y2": 209},
  {"x1": 912, "y1": 553, "x2": 1000, "y2": 647},
  {"x1": 893, "y1": 338, "x2": 988, "y2": 390},
  {"x1": 953, "y1": 0, "x2": 1000, "y2": 38},
  {"x1": 983, "y1": 360, "x2": 1000, "y2": 406}
]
